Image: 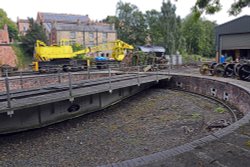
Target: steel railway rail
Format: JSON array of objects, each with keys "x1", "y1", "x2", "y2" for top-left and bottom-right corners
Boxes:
[{"x1": 170, "y1": 88, "x2": 239, "y2": 123}]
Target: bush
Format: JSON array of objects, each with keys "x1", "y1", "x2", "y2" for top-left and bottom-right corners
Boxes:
[{"x1": 11, "y1": 43, "x2": 32, "y2": 69}]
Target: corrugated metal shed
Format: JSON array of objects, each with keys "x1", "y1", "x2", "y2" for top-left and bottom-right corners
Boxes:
[
  {"x1": 215, "y1": 15, "x2": 250, "y2": 35},
  {"x1": 215, "y1": 15, "x2": 250, "y2": 51},
  {"x1": 137, "y1": 46, "x2": 165, "y2": 53}
]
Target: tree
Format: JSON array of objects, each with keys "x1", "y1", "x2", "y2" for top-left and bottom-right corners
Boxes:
[
  {"x1": 145, "y1": 10, "x2": 163, "y2": 45},
  {"x1": 182, "y1": 13, "x2": 216, "y2": 57},
  {"x1": 175, "y1": 16, "x2": 186, "y2": 53},
  {"x1": 103, "y1": 16, "x2": 119, "y2": 26},
  {"x1": 21, "y1": 18, "x2": 48, "y2": 56},
  {"x1": 0, "y1": 8, "x2": 18, "y2": 40},
  {"x1": 159, "y1": 0, "x2": 180, "y2": 55},
  {"x1": 194, "y1": 0, "x2": 250, "y2": 16},
  {"x1": 116, "y1": 1, "x2": 147, "y2": 45}
]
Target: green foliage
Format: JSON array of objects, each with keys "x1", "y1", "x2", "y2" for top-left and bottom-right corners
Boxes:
[
  {"x1": 116, "y1": 1, "x2": 148, "y2": 45},
  {"x1": 182, "y1": 53, "x2": 203, "y2": 64},
  {"x1": 191, "y1": 113, "x2": 201, "y2": 119},
  {"x1": 0, "y1": 8, "x2": 18, "y2": 40},
  {"x1": 144, "y1": 1, "x2": 184, "y2": 55},
  {"x1": 230, "y1": 0, "x2": 250, "y2": 15},
  {"x1": 114, "y1": 1, "x2": 216, "y2": 57},
  {"x1": 214, "y1": 107, "x2": 225, "y2": 114},
  {"x1": 71, "y1": 43, "x2": 87, "y2": 59},
  {"x1": 194, "y1": 0, "x2": 250, "y2": 16},
  {"x1": 102, "y1": 16, "x2": 119, "y2": 28},
  {"x1": 144, "y1": 1, "x2": 182, "y2": 54},
  {"x1": 159, "y1": 1, "x2": 181, "y2": 55},
  {"x1": 71, "y1": 43, "x2": 84, "y2": 52},
  {"x1": 11, "y1": 42, "x2": 32, "y2": 69},
  {"x1": 145, "y1": 10, "x2": 162, "y2": 45},
  {"x1": 246, "y1": 140, "x2": 250, "y2": 147},
  {"x1": 182, "y1": 13, "x2": 216, "y2": 57},
  {"x1": 21, "y1": 18, "x2": 48, "y2": 56}
]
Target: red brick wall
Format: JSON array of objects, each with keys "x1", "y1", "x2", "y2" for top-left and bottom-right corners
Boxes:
[
  {"x1": 17, "y1": 20, "x2": 30, "y2": 36},
  {"x1": 0, "y1": 46, "x2": 17, "y2": 67},
  {"x1": 0, "y1": 24, "x2": 9, "y2": 44},
  {"x1": 0, "y1": 73, "x2": 111, "y2": 92}
]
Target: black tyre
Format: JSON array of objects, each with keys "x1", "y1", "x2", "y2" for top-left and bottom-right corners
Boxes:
[
  {"x1": 224, "y1": 63, "x2": 235, "y2": 77},
  {"x1": 214, "y1": 64, "x2": 225, "y2": 77},
  {"x1": 239, "y1": 64, "x2": 250, "y2": 81}
]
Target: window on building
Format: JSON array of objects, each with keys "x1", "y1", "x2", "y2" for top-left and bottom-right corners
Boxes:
[
  {"x1": 70, "y1": 31, "x2": 76, "y2": 39},
  {"x1": 70, "y1": 40, "x2": 76, "y2": 45},
  {"x1": 89, "y1": 41, "x2": 94, "y2": 46},
  {"x1": 102, "y1": 32, "x2": 107, "y2": 43},
  {"x1": 89, "y1": 32, "x2": 94, "y2": 40}
]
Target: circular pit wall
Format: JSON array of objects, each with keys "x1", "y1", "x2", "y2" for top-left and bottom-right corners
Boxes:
[{"x1": 100, "y1": 74, "x2": 250, "y2": 167}]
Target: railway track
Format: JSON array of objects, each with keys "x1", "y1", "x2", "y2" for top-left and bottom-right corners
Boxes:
[
  {"x1": 0, "y1": 73, "x2": 156, "y2": 103},
  {"x1": 1, "y1": 67, "x2": 115, "y2": 77},
  {"x1": 170, "y1": 88, "x2": 239, "y2": 122},
  {"x1": 1, "y1": 63, "x2": 121, "y2": 77}
]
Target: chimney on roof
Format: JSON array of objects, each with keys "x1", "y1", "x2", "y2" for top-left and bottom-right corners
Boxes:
[
  {"x1": 4, "y1": 24, "x2": 8, "y2": 31},
  {"x1": 52, "y1": 20, "x2": 57, "y2": 28},
  {"x1": 77, "y1": 19, "x2": 81, "y2": 25}
]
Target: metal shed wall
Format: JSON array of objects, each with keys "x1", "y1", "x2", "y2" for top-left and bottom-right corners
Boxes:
[
  {"x1": 215, "y1": 15, "x2": 250, "y2": 51},
  {"x1": 221, "y1": 33, "x2": 250, "y2": 50}
]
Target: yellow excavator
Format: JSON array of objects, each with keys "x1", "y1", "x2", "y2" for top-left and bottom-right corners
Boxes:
[{"x1": 33, "y1": 39, "x2": 134, "y2": 72}]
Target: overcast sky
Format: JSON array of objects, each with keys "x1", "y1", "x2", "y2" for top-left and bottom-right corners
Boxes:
[{"x1": 1, "y1": 0, "x2": 250, "y2": 24}]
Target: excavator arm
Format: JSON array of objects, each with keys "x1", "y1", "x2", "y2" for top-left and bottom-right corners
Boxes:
[
  {"x1": 34, "y1": 39, "x2": 134, "y2": 62},
  {"x1": 72, "y1": 40, "x2": 134, "y2": 61},
  {"x1": 111, "y1": 40, "x2": 134, "y2": 61}
]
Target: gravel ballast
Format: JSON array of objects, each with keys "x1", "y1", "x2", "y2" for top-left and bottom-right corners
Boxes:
[{"x1": 0, "y1": 88, "x2": 234, "y2": 167}]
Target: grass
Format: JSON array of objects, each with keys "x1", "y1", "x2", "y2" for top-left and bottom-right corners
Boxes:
[
  {"x1": 191, "y1": 113, "x2": 201, "y2": 119},
  {"x1": 245, "y1": 140, "x2": 250, "y2": 147},
  {"x1": 214, "y1": 107, "x2": 225, "y2": 114},
  {"x1": 182, "y1": 53, "x2": 213, "y2": 65},
  {"x1": 11, "y1": 43, "x2": 32, "y2": 69}
]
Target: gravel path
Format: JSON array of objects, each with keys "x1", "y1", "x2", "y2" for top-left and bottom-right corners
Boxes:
[{"x1": 0, "y1": 89, "x2": 234, "y2": 167}]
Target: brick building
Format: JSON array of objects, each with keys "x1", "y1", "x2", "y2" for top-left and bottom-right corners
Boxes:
[
  {"x1": 0, "y1": 24, "x2": 17, "y2": 67},
  {"x1": 36, "y1": 12, "x2": 116, "y2": 46},
  {"x1": 54, "y1": 22, "x2": 116, "y2": 46},
  {"x1": 17, "y1": 17, "x2": 30, "y2": 36},
  {"x1": 36, "y1": 12, "x2": 117, "y2": 57}
]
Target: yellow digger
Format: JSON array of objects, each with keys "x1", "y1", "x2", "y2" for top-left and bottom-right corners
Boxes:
[{"x1": 33, "y1": 39, "x2": 134, "y2": 72}]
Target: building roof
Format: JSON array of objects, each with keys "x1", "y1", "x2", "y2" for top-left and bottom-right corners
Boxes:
[
  {"x1": 17, "y1": 19, "x2": 29, "y2": 23},
  {"x1": 216, "y1": 15, "x2": 250, "y2": 35},
  {"x1": 137, "y1": 46, "x2": 165, "y2": 53},
  {"x1": 38, "y1": 12, "x2": 90, "y2": 23}
]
